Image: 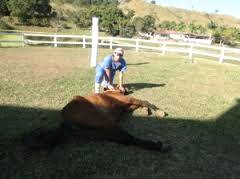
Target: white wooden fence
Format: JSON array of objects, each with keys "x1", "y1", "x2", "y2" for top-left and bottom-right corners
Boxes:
[{"x1": 1, "y1": 32, "x2": 240, "y2": 63}]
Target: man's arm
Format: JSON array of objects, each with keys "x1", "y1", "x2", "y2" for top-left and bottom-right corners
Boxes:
[
  {"x1": 119, "y1": 71, "x2": 123, "y2": 87},
  {"x1": 118, "y1": 71, "x2": 126, "y2": 93},
  {"x1": 105, "y1": 68, "x2": 112, "y2": 84},
  {"x1": 105, "y1": 68, "x2": 114, "y2": 90}
]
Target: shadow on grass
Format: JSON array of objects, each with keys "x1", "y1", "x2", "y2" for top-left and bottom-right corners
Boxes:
[
  {"x1": 127, "y1": 62, "x2": 150, "y2": 66},
  {"x1": 0, "y1": 99, "x2": 240, "y2": 178},
  {"x1": 125, "y1": 83, "x2": 166, "y2": 92}
]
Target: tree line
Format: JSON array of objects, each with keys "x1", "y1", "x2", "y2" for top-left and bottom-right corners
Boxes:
[
  {"x1": 1, "y1": 0, "x2": 240, "y2": 45},
  {"x1": 158, "y1": 20, "x2": 240, "y2": 45}
]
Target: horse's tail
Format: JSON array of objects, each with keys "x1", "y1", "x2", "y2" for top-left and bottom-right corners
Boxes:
[{"x1": 22, "y1": 123, "x2": 66, "y2": 150}]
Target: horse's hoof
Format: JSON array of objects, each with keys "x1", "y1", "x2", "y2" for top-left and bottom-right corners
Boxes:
[
  {"x1": 160, "y1": 143, "x2": 172, "y2": 153},
  {"x1": 156, "y1": 110, "x2": 166, "y2": 118},
  {"x1": 132, "y1": 107, "x2": 149, "y2": 117},
  {"x1": 0, "y1": 151, "x2": 6, "y2": 160},
  {"x1": 156, "y1": 141, "x2": 172, "y2": 152}
]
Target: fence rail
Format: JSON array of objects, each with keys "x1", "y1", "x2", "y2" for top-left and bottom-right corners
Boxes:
[{"x1": 1, "y1": 32, "x2": 240, "y2": 63}]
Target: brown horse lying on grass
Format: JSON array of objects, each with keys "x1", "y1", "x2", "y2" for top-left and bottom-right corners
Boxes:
[{"x1": 23, "y1": 89, "x2": 172, "y2": 152}]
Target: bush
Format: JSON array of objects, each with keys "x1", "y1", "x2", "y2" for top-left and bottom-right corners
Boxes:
[
  {"x1": 142, "y1": 15, "x2": 156, "y2": 33},
  {"x1": 0, "y1": 0, "x2": 10, "y2": 16},
  {"x1": 120, "y1": 22, "x2": 136, "y2": 38},
  {"x1": 30, "y1": 17, "x2": 50, "y2": 27},
  {"x1": 7, "y1": 0, "x2": 52, "y2": 25},
  {"x1": 0, "y1": 19, "x2": 14, "y2": 30}
]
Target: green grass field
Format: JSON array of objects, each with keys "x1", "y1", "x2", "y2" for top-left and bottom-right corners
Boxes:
[
  {"x1": 0, "y1": 47, "x2": 240, "y2": 178},
  {"x1": 0, "y1": 33, "x2": 23, "y2": 47}
]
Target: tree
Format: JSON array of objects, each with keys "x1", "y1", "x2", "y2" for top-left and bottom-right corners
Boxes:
[
  {"x1": 176, "y1": 21, "x2": 186, "y2": 31},
  {"x1": 212, "y1": 27, "x2": 224, "y2": 44},
  {"x1": 150, "y1": 0, "x2": 156, "y2": 4},
  {"x1": 67, "y1": 4, "x2": 135, "y2": 37},
  {"x1": 219, "y1": 27, "x2": 240, "y2": 46},
  {"x1": 142, "y1": 15, "x2": 155, "y2": 33},
  {"x1": 159, "y1": 21, "x2": 178, "y2": 30},
  {"x1": 119, "y1": 22, "x2": 135, "y2": 37},
  {"x1": 119, "y1": 10, "x2": 135, "y2": 37},
  {"x1": 188, "y1": 22, "x2": 206, "y2": 34},
  {"x1": 207, "y1": 20, "x2": 218, "y2": 29},
  {"x1": 125, "y1": 10, "x2": 135, "y2": 19},
  {"x1": 0, "y1": 0, "x2": 10, "y2": 17},
  {"x1": 69, "y1": 8, "x2": 92, "y2": 28},
  {"x1": 132, "y1": 16, "x2": 144, "y2": 32},
  {"x1": 98, "y1": 5, "x2": 125, "y2": 36},
  {"x1": 7, "y1": 0, "x2": 52, "y2": 25},
  {"x1": 63, "y1": 0, "x2": 119, "y2": 5}
]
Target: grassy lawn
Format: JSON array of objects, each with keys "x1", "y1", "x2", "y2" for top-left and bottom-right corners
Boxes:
[
  {"x1": 0, "y1": 47, "x2": 240, "y2": 178},
  {"x1": 0, "y1": 33, "x2": 23, "y2": 47}
]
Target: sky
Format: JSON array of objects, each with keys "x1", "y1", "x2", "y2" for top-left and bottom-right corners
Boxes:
[{"x1": 147, "y1": 0, "x2": 240, "y2": 19}]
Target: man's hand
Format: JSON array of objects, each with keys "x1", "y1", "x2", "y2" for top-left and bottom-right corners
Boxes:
[
  {"x1": 107, "y1": 84, "x2": 115, "y2": 90},
  {"x1": 119, "y1": 85, "x2": 126, "y2": 94}
]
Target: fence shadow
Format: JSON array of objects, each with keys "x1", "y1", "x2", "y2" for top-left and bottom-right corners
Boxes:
[{"x1": 0, "y1": 99, "x2": 240, "y2": 177}]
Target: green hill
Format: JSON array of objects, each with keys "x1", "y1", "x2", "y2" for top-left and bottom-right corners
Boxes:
[
  {"x1": 119, "y1": 0, "x2": 240, "y2": 28},
  {"x1": 1, "y1": 0, "x2": 239, "y2": 33}
]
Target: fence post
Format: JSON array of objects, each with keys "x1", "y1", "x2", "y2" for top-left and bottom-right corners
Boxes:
[
  {"x1": 83, "y1": 35, "x2": 86, "y2": 48},
  {"x1": 219, "y1": 46, "x2": 225, "y2": 63},
  {"x1": 162, "y1": 41, "x2": 166, "y2": 56},
  {"x1": 22, "y1": 33, "x2": 25, "y2": 47},
  {"x1": 136, "y1": 38, "x2": 139, "y2": 52},
  {"x1": 90, "y1": 17, "x2": 99, "y2": 68},
  {"x1": 110, "y1": 37, "x2": 113, "y2": 50},
  {"x1": 189, "y1": 43, "x2": 194, "y2": 61},
  {"x1": 54, "y1": 34, "x2": 57, "y2": 47}
]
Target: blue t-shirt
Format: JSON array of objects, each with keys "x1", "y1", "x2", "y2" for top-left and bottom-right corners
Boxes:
[{"x1": 100, "y1": 55, "x2": 127, "y2": 72}]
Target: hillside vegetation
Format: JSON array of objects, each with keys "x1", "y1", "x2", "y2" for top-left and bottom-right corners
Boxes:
[{"x1": 119, "y1": 0, "x2": 240, "y2": 28}]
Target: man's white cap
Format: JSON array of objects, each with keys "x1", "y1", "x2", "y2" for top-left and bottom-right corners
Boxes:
[{"x1": 114, "y1": 47, "x2": 124, "y2": 56}]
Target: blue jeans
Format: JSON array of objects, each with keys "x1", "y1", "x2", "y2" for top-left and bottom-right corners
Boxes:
[{"x1": 95, "y1": 65, "x2": 115, "y2": 85}]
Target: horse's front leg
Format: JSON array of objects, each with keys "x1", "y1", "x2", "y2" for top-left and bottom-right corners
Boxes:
[
  {"x1": 128, "y1": 98, "x2": 158, "y2": 110},
  {"x1": 127, "y1": 98, "x2": 166, "y2": 118}
]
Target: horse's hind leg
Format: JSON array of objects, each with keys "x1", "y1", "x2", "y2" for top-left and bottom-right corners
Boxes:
[{"x1": 103, "y1": 127, "x2": 172, "y2": 152}]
